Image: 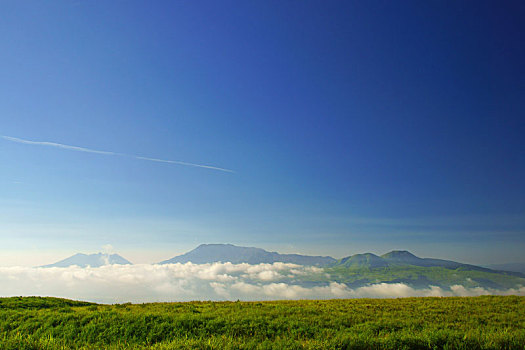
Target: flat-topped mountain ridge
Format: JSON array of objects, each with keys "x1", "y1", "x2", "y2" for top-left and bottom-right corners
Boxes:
[{"x1": 159, "y1": 243, "x2": 337, "y2": 266}]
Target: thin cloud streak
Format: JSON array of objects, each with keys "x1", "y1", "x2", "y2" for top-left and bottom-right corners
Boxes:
[
  {"x1": 2, "y1": 136, "x2": 117, "y2": 156},
  {"x1": 2, "y1": 136, "x2": 234, "y2": 173},
  {"x1": 134, "y1": 156, "x2": 234, "y2": 173}
]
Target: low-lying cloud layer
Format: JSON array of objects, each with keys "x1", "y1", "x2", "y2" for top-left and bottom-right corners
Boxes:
[{"x1": 1, "y1": 263, "x2": 524, "y2": 304}]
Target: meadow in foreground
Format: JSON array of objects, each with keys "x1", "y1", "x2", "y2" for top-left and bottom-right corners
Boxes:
[{"x1": 0, "y1": 296, "x2": 524, "y2": 349}]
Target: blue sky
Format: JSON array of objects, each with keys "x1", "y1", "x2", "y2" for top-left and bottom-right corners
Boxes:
[{"x1": 1, "y1": 1, "x2": 524, "y2": 266}]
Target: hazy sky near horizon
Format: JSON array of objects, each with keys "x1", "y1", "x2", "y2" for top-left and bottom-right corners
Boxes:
[{"x1": 1, "y1": 1, "x2": 524, "y2": 266}]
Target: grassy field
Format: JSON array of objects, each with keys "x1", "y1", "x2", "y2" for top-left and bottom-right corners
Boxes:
[{"x1": 0, "y1": 296, "x2": 524, "y2": 349}]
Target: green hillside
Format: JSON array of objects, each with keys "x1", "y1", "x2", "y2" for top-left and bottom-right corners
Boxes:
[
  {"x1": 322, "y1": 250, "x2": 525, "y2": 290},
  {"x1": 333, "y1": 253, "x2": 389, "y2": 269},
  {"x1": 1, "y1": 296, "x2": 524, "y2": 349},
  {"x1": 319, "y1": 265, "x2": 525, "y2": 289}
]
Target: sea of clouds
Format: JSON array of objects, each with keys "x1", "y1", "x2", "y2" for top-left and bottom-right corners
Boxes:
[{"x1": 1, "y1": 262, "x2": 524, "y2": 304}]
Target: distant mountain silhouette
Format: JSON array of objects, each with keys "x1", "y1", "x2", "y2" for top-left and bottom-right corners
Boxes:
[
  {"x1": 41, "y1": 253, "x2": 132, "y2": 268},
  {"x1": 159, "y1": 244, "x2": 336, "y2": 266},
  {"x1": 159, "y1": 244, "x2": 520, "y2": 274},
  {"x1": 330, "y1": 250, "x2": 518, "y2": 275},
  {"x1": 34, "y1": 245, "x2": 525, "y2": 291}
]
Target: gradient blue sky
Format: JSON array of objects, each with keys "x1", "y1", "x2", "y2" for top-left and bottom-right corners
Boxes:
[{"x1": 1, "y1": 1, "x2": 524, "y2": 266}]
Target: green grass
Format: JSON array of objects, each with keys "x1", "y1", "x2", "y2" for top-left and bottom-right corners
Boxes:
[{"x1": 0, "y1": 296, "x2": 524, "y2": 349}]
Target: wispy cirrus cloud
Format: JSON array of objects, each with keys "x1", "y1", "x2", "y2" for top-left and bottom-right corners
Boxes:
[
  {"x1": 2, "y1": 136, "x2": 118, "y2": 155},
  {"x1": 1, "y1": 135, "x2": 234, "y2": 173}
]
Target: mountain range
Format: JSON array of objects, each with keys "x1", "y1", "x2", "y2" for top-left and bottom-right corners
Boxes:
[
  {"x1": 333, "y1": 250, "x2": 497, "y2": 272},
  {"x1": 39, "y1": 244, "x2": 525, "y2": 290},
  {"x1": 159, "y1": 243, "x2": 336, "y2": 266},
  {"x1": 40, "y1": 244, "x2": 525, "y2": 285},
  {"x1": 159, "y1": 244, "x2": 520, "y2": 275}
]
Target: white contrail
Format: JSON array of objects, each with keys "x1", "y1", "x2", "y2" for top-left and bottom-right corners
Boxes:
[
  {"x1": 1, "y1": 135, "x2": 234, "y2": 173},
  {"x1": 1, "y1": 136, "x2": 118, "y2": 156},
  {"x1": 134, "y1": 156, "x2": 234, "y2": 172}
]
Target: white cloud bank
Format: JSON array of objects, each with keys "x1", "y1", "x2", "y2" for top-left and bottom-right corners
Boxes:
[{"x1": 1, "y1": 263, "x2": 524, "y2": 304}]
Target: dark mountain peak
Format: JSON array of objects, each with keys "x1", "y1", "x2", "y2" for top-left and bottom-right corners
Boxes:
[{"x1": 159, "y1": 244, "x2": 336, "y2": 266}]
